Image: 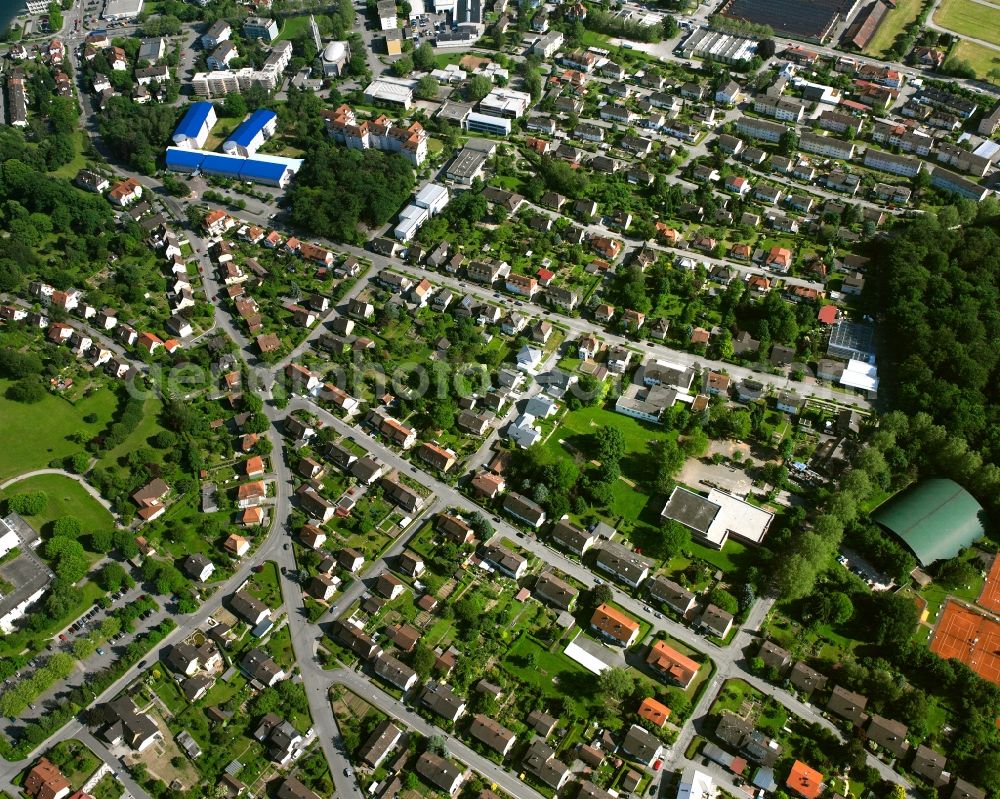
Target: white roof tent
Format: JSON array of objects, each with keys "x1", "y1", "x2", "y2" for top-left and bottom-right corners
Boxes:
[{"x1": 839, "y1": 359, "x2": 879, "y2": 393}]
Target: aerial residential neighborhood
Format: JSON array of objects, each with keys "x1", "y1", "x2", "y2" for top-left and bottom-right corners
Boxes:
[{"x1": 2, "y1": 0, "x2": 1000, "y2": 797}]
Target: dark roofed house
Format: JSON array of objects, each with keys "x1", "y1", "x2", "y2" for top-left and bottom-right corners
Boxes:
[
  {"x1": 416, "y1": 752, "x2": 466, "y2": 796},
  {"x1": 421, "y1": 681, "x2": 467, "y2": 722},
  {"x1": 527, "y1": 709, "x2": 557, "y2": 738},
  {"x1": 578, "y1": 780, "x2": 614, "y2": 799},
  {"x1": 758, "y1": 640, "x2": 791, "y2": 673},
  {"x1": 867, "y1": 714, "x2": 909, "y2": 759},
  {"x1": 534, "y1": 571, "x2": 579, "y2": 610},
  {"x1": 827, "y1": 685, "x2": 868, "y2": 725},
  {"x1": 621, "y1": 723, "x2": 663, "y2": 766},
  {"x1": 577, "y1": 745, "x2": 606, "y2": 769},
  {"x1": 649, "y1": 576, "x2": 697, "y2": 617},
  {"x1": 276, "y1": 778, "x2": 322, "y2": 799},
  {"x1": 503, "y1": 492, "x2": 547, "y2": 528},
  {"x1": 522, "y1": 739, "x2": 571, "y2": 790},
  {"x1": 951, "y1": 779, "x2": 987, "y2": 799},
  {"x1": 481, "y1": 544, "x2": 528, "y2": 580},
  {"x1": 911, "y1": 744, "x2": 947, "y2": 786},
  {"x1": 594, "y1": 540, "x2": 653, "y2": 587},
  {"x1": 436, "y1": 512, "x2": 475, "y2": 544},
  {"x1": 331, "y1": 619, "x2": 383, "y2": 660},
  {"x1": 381, "y1": 475, "x2": 425, "y2": 514},
  {"x1": 359, "y1": 719, "x2": 402, "y2": 768},
  {"x1": 789, "y1": 661, "x2": 827, "y2": 694},
  {"x1": 99, "y1": 696, "x2": 159, "y2": 751},
  {"x1": 550, "y1": 519, "x2": 597, "y2": 555},
  {"x1": 374, "y1": 653, "x2": 418, "y2": 691},
  {"x1": 241, "y1": 648, "x2": 286, "y2": 686},
  {"x1": 230, "y1": 590, "x2": 270, "y2": 626},
  {"x1": 700, "y1": 604, "x2": 734, "y2": 638},
  {"x1": 716, "y1": 710, "x2": 754, "y2": 748},
  {"x1": 469, "y1": 714, "x2": 517, "y2": 757}
]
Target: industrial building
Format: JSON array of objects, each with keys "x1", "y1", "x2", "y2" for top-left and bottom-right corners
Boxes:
[
  {"x1": 678, "y1": 29, "x2": 757, "y2": 64},
  {"x1": 718, "y1": 0, "x2": 859, "y2": 43}
]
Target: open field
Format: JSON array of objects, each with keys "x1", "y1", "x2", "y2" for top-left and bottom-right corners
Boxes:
[
  {"x1": 0, "y1": 381, "x2": 118, "y2": 480},
  {"x1": 864, "y1": 0, "x2": 924, "y2": 56},
  {"x1": 930, "y1": 600, "x2": 1000, "y2": 686},
  {"x1": 945, "y1": 39, "x2": 1000, "y2": 83},
  {"x1": 0, "y1": 473, "x2": 114, "y2": 534},
  {"x1": 933, "y1": 0, "x2": 1000, "y2": 45}
]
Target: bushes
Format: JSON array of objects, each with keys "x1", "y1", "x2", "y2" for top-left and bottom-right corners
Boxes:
[
  {"x1": 103, "y1": 395, "x2": 144, "y2": 450},
  {"x1": 7, "y1": 491, "x2": 48, "y2": 516}
]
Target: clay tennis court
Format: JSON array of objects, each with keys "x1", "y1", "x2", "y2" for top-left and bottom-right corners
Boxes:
[
  {"x1": 930, "y1": 600, "x2": 1000, "y2": 686},
  {"x1": 978, "y1": 556, "x2": 1000, "y2": 614}
]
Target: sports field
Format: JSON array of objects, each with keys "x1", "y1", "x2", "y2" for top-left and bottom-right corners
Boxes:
[
  {"x1": 930, "y1": 600, "x2": 1000, "y2": 686},
  {"x1": 978, "y1": 556, "x2": 1000, "y2": 614},
  {"x1": 933, "y1": 0, "x2": 1000, "y2": 46}
]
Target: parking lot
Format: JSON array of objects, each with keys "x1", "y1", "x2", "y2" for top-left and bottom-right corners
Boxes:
[{"x1": 678, "y1": 457, "x2": 754, "y2": 499}]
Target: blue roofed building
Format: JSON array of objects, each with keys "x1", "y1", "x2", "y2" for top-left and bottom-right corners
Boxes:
[
  {"x1": 165, "y1": 147, "x2": 206, "y2": 172},
  {"x1": 164, "y1": 147, "x2": 302, "y2": 188},
  {"x1": 172, "y1": 102, "x2": 218, "y2": 149},
  {"x1": 223, "y1": 109, "x2": 279, "y2": 157}
]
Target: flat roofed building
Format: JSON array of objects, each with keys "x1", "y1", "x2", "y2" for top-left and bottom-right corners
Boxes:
[
  {"x1": 661, "y1": 486, "x2": 774, "y2": 548},
  {"x1": 479, "y1": 87, "x2": 531, "y2": 118},
  {"x1": 464, "y1": 111, "x2": 512, "y2": 136},
  {"x1": 364, "y1": 78, "x2": 414, "y2": 109},
  {"x1": 446, "y1": 145, "x2": 491, "y2": 184}
]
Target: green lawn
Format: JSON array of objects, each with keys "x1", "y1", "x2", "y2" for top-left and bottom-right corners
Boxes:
[
  {"x1": 95, "y1": 396, "x2": 166, "y2": 471},
  {"x1": 547, "y1": 406, "x2": 673, "y2": 456},
  {"x1": 934, "y1": 0, "x2": 1000, "y2": 44},
  {"x1": 0, "y1": 381, "x2": 118, "y2": 480},
  {"x1": 248, "y1": 560, "x2": 282, "y2": 609},
  {"x1": 265, "y1": 624, "x2": 295, "y2": 671},
  {"x1": 274, "y1": 15, "x2": 312, "y2": 42},
  {"x1": 946, "y1": 40, "x2": 1000, "y2": 84},
  {"x1": 91, "y1": 773, "x2": 125, "y2": 799},
  {"x1": 500, "y1": 633, "x2": 591, "y2": 699},
  {"x1": 148, "y1": 668, "x2": 189, "y2": 714},
  {"x1": 863, "y1": 0, "x2": 923, "y2": 56},
  {"x1": 0, "y1": 473, "x2": 113, "y2": 535}
]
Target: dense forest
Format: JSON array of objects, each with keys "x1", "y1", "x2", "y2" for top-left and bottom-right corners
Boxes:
[
  {"x1": 0, "y1": 132, "x2": 116, "y2": 293},
  {"x1": 287, "y1": 144, "x2": 415, "y2": 244},
  {"x1": 872, "y1": 202, "x2": 1000, "y2": 518}
]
